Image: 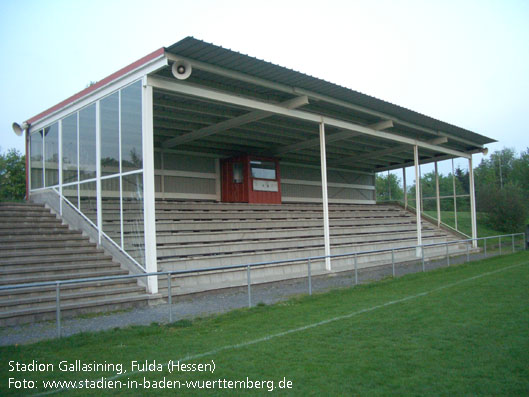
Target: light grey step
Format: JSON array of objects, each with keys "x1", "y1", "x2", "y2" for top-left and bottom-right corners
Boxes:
[
  {"x1": 156, "y1": 242, "x2": 471, "y2": 297},
  {"x1": 0, "y1": 253, "x2": 113, "y2": 267},
  {"x1": 0, "y1": 247, "x2": 105, "y2": 259},
  {"x1": 0, "y1": 240, "x2": 96, "y2": 253},
  {"x1": 0, "y1": 234, "x2": 86, "y2": 244},
  {"x1": 0, "y1": 277, "x2": 142, "y2": 299},
  {"x1": 0, "y1": 294, "x2": 153, "y2": 326},
  {"x1": 155, "y1": 223, "x2": 433, "y2": 244},
  {"x1": 0, "y1": 285, "x2": 146, "y2": 310},
  {"x1": 153, "y1": 217, "x2": 416, "y2": 234},
  {"x1": 156, "y1": 230, "x2": 445, "y2": 259},
  {"x1": 0, "y1": 268, "x2": 129, "y2": 286},
  {"x1": 0, "y1": 261, "x2": 122, "y2": 277},
  {"x1": 158, "y1": 236, "x2": 453, "y2": 270}
]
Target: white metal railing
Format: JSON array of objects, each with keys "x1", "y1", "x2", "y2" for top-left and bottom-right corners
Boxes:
[{"x1": 1, "y1": 233, "x2": 525, "y2": 338}]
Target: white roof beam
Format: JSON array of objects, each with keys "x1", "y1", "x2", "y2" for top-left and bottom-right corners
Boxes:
[
  {"x1": 147, "y1": 76, "x2": 471, "y2": 159},
  {"x1": 164, "y1": 53, "x2": 482, "y2": 148},
  {"x1": 164, "y1": 95, "x2": 309, "y2": 148},
  {"x1": 271, "y1": 120, "x2": 393, "y2": 156}
]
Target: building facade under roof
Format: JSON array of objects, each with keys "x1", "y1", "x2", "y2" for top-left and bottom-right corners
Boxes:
[{"x1": 21, "y1": 37, "x2": 494, "y2": 293}]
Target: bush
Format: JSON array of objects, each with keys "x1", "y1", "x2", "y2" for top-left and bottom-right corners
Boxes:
[
  {"x1": 0, "y1": 148, "x2": 26, "y2": 201},
  {"x1": 478, "y1": 183, "x2": 528, "y2": 233}
]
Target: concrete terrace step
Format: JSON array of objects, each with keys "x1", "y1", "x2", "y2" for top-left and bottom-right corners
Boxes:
[
  {"x1": 0, "y1": 247, "x2": 105, "y2": 260},
  {"x1": 153, "y1": 217, "x2": 417, "y2": 234},
  {"x1": 158, "y1": 235, "x2": 454, "y2": 270},
  {"x1": 0, "y1": 253, "x2": 112, "y2": 267},
  {"x1": 155, "y1": 223, "x2": 435, "y2": 245},
  {"x1": 0, "y1": 268, "x2": 129, "y2": 286},
  {"x1": 0, "y1": 239, "x2": 93, "y2": 251},
  {"x1": 156, "y1": 230, "x2": 446, "y2": 259},
  {"x1": 0, "y1": 294, "x2": 154, "y2": 326},
  {"x1": 0, "y1": 278, "x2": 142, "y2": 300},
  {"x1": 0, "y1": 285, "x2": 145, "y2": 308},
  {"x1": 0, "y1": 261, "x2": 123, "y2": 277}
]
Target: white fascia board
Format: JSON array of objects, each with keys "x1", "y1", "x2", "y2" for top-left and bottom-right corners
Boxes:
[
  {"x1": 29, "y1": 56, "x2": 168, "y2": 132},
  {"x1": 148, "y1": 76, "x2": 471, "y2": 160},
  {"x1": 164, "y1": 53, "x2": 482, "y2": 149}
]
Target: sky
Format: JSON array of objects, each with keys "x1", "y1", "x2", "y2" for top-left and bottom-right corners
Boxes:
[{"x1": 1, "y1": 0, "x2": 528, "y2": 177}]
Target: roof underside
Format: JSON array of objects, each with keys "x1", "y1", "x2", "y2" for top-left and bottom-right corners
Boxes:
[{"x1": 153, "y1": 37, "x2": 494, "y2": 172}]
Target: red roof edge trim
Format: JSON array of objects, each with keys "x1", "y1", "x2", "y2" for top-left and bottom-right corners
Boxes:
[{"x1": 26, "y1": 47, "x2": 166, "y2": 125}]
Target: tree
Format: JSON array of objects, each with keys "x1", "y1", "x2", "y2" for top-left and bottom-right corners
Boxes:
[
  {"x1": 375, "y1": 173, "x2": 403, "y2": 201},
  {"x1": 0, "y1": 148, "x2": 26, "y2": 201}
]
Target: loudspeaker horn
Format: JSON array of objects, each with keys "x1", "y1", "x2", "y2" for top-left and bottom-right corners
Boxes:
[
  {"x1": 12, "y1": 122, "x2": 28, "y2": 136},
  {"x1": 171, "y1": 58, "x2": 192, "y2": 80}
]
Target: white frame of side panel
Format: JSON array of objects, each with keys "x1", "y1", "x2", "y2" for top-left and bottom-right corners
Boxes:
[
  {"x1": 58, "y1": 120, "x2": 63, "y2": 215},
  {"x1": 319, "y1": 122, "x2": 331, "y2": 271},
  {"x1": 142, "y1": 81, "x2": 158, "y2": 293},
  {"x1": 95, "y1": 101, "x2": 102, "y2": 244},
  {"x1": 468, "y1": 155, "x2": 478, "y2": 248},
  {"x1": 28, "y1": 56, "x2": 167, "y2": 133},
  {"x1": 147, "y1": 76, "x2": 471, "y2": 160},
  {"x1": 414, "y1": 145, "x2": 422, "y2": 257}
]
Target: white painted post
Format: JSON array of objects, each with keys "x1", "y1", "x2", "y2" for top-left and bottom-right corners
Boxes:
[
  {"x1": 142, "y1": 81, "x2": 159, "y2": 293},
  {"x1": 215, "y1": 158, "x2": 221, "y2": 202},
  {"x1": 319, "y1": 122, "x2": 332, "y2": 271},
  {"x1": 452, "y1": 159, "x2": 458, "y2": 231},
  {"x1": 403, "y1": 167, "x2": 407, "y2": 209},
  {"x1": 95, "y1": 101, "x2": 102, "y2": 245},
  {"x1": 468, "y1": 155, "x2": 478, "y2": 248},
  {"x1": 414, "y1": 145, "x2": 422, "y2": 257},
  {"x1": 435, "y1": 161, "x2": 441, "y2": 227},
  {"x1": 58, "y1": 120, "x2": 63, "y2": 216}
]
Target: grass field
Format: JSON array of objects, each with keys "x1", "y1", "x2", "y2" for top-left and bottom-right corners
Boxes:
[{"x1": 1, "y1": 252, "x2": 528, "y2": 396}]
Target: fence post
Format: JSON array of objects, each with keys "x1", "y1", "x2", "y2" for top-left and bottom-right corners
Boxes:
[
  {"x1": 247, "y1": 265, "x2": 252, "y2": 308},
  {"x1": 512, "y1": 234, "x2": 515, "y2": 253},
  {"x1": 167, "y1": 274, "x2": 172, "y2": 323},
  {"x1": 484, "y1": 238, "x2": 487, "y2": 257},
  {"x1": 391, "y1": 249, "x2": 395, "y2": 277},
  {"x1": 499, "y1": 236, "x2": 502, "y2": 255},
  {"x1": 446, "y1": 243, "x2": 450, "y2": 266},
  {"x1": 56, "y1": 282, "x2": 61, "y2": 338},
  {"x1": 354, "y1": 253, "x2": 358, "y2": 285},
  {"x1": 307, "y1": 258, "x2": 312, "y2": 296},
  {"x1": 466, "y1": 242, "x2": 470, "y2": 263}
]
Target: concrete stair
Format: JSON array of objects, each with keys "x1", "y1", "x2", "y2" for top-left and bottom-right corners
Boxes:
[
  {"x1": 147, "y1": 201, "x2": 472, "y2": 297},
  {"x1": 0, "y1": 202, "x2": 153, "y2": 326}
]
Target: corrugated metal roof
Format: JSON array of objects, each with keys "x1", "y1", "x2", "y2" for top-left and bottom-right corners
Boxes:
[{"x1": 166, "y1": 37, "x2": 494, "y2": 146}]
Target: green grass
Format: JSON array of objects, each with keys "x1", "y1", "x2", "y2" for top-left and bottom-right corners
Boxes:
[{"x1": 1, "y1": 252, "x2": 529, "y2": 395}]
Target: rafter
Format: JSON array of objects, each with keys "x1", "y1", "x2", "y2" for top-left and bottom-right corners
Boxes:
[{"x1": 163, "y1": 95, "x2": 309, "y2": 148}]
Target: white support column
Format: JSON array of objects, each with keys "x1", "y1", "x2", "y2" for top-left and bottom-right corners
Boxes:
[
  {"x1": 468, "y1": 155, "x2": 478, "y2": 248},
  {"x1": 414, "y1": 145, "x2": 422, "y2": 257},
  {"x1": 95, "y1": 101, "x2": 102, "y2": 245},
  {"x1": 58, "y1": 120, "x2": 63, "y2": 216},
  {"x1": 215, "y1": 158, "x2": 221, "y2": 202},
  {"x1": 387, "y1": 170, "x2": 391, "y2": 201},
  {"x1": 142, "y1": 81, "x2": 159, "y2": 293},
  {"x1": 403, "y1": 167, "x2": 407, "y2": 209},
  {"x1": 319, "y1": 122, "x2": 332, "y2": 271},
  {"x1": 452, "y1": 159, "x2": 458, "y2": 231},
  {"x1": 435, "y1": 161, "x2": 441, "y2": 227},
  {"x1": 419, "y1": 163, "x2": 423, "y2": 213}
]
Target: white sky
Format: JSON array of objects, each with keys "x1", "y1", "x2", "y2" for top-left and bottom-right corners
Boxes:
[{"x1": 1, "y1": 0, "x2": 528, "y2": 177}]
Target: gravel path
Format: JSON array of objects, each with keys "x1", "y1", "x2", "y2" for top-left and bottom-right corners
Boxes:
[{"x1": 0, "y1": 252, "x2": 491, "y2": 346}]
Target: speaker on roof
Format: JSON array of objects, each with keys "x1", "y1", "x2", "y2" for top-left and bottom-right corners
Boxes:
[{"x1": 171, "y1": 58, "x2": 192, "y2": 80}]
